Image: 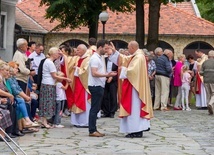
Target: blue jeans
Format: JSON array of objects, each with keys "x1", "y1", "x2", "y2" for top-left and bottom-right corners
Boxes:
[
  {"x1": 15, "y1": 97, "x2": 29, "y2": 118},
  {"x1": 53, "y1": 100, "x2": 64, "y2": 125},
  {"x1": 88, "y1": 86, "x2": 104, "y2": 133}
]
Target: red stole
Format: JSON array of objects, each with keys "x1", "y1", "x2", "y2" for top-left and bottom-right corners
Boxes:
[
  {"x1": 120, "y1": 57, "x2": 149, "y2": 118},
  {"x1": 195, "y1": 72, "x2": 201, "y2": 94},
  {"x1": 61, "y1": 62, "x2": 74, "y2": 109},
  {"x1": 74, "y1": 58, "x2": 90, "y2": 111}
]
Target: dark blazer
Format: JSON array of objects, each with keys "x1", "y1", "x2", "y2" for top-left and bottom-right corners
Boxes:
[{"x1": 105, "y1": 57, "x2": 118, "y2": 82}]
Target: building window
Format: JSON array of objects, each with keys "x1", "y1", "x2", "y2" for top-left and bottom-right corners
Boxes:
[{"x1": 0, "y1": 12, "x2": 7, "y2": 49}]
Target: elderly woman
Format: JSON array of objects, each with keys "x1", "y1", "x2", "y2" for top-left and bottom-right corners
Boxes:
[
  {"x1": 7, "y1": 61, "x2": 39, "y2": 131},
  {"x1": 144, "y1": 51, "x2": 156, "y2": 105},
  {"x1": 39, "y1": 47, "x2": 71, "y2": 128},
  {"x1": 0, "y1": 61, "x2": 19, "y2": 138},
  {"x1": 0, "y1": 105, "x2": 12, "y2": 142}
]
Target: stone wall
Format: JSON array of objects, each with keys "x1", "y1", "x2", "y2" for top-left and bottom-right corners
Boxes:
[{"x1": 44, "y1": 33, "x2": 214, "y2": 58}]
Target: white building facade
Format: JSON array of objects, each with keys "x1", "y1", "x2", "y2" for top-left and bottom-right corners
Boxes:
[{"x1": 0, "y1": 0, "x2": 17, "y2": 61}]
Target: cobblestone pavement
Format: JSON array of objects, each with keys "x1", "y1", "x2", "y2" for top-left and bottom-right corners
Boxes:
[{"x1": 1, "y1": 108, "x2": 214, "y2": 155}]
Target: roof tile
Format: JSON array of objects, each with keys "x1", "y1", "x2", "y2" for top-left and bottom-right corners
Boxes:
[{"x1": 16, "y1": 0, "x2": 214, "y2": 36}]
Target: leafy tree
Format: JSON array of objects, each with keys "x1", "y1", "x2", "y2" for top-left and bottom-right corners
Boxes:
[
  {"x1": 136, "y1": 0, "x2": 145, "y2": 48},
  {"x1": 196, "y1": 0, "x2": 214, "y2": 23},
  {"x1": 40, "y1": 0, "x2": 135, "y2": 39},
  {"x1": 146, "y1": 0, "x2": 185, "y2": 51}
]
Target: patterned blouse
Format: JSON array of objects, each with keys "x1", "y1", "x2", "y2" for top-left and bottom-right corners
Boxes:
[{"x1": 148, "y1": 60, "x2": 156, "y2": 76}]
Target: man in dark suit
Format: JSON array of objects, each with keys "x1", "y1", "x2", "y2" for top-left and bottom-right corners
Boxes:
[{"x1": 101, "y1": 49, "x2": 118, "y2": 118}]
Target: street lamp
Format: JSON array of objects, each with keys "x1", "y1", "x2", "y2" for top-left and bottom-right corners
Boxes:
[{"x1": 99, "y1": 11, "x2": 109, "y2": 39}]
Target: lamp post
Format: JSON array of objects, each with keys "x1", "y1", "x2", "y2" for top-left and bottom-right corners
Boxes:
[{"x1": 99, "y1": 11, "x2": 109, "y2": 39}]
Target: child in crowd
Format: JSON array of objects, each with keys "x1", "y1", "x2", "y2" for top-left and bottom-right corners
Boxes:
[
  {"x1": 181, "y1": 65, "x2": 192, "y2": 111},
  {"x1": 53, "y1": 71, "x2": 68, "y2": 128}
]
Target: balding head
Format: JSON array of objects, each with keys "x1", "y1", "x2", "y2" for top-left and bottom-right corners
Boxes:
[
  {"x1": 128, "y1": 41, "x2": 139, "y2": 54},
  {"x1": 76, "y1": 44, "x2": 87, "y2": 57}
]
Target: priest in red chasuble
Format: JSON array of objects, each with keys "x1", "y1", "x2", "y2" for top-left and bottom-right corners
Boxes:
[
  {"x1": 70, "y1": 44, "x2": 91, "y2": 127},
  {"x1": 109, "y1": 41, "x2": 153, "y2": 138}
]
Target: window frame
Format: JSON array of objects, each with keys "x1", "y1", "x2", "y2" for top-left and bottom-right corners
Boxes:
[{"x1": 0, "y1": 12, "x2": 7, "y2": 49}]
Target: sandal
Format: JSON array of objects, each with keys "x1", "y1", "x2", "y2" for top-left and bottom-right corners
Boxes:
[
  {"x1": 28, "y1": 127, "x2": 39, "y2": 132},
  {"x1": 22, "y1": 128, "x2": 35, "y2": 134},
  {"x1": 41, "y1": 124, "x2": 53, "y2": 129}
]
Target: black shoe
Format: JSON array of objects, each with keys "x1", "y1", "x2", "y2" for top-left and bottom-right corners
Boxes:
[
  {"x1": 0, "y1": 136, "x2": 11, "y2": 142},
  {"x1": 14, "y1": 131, "x2": 25, "y2": 136},
  {"x1": 125, "y1": 133, "x2": 133, "y2": 138},
  {"x1": 74, "y1": 125, "x2": 89, "y2": 128},
  {"x1": 109, "y1": 114, "x2": 114, "y2": 118},
  {"x1": 7, "y1": 133, "x2": 17, "y2": 138},
  {"x1": 143, "y1": 128, "x2": 150, "y2": 132},
  {"x1": 101, "y1": 114, "x2": 110, "y2": 118},
  {"x1": 132, "y1": 131, "x2": 143, "y2": 138}
]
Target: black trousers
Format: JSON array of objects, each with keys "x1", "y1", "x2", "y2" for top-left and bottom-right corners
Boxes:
[
  {"x1": 88, "y1": 86, "x2": 104, "y2": 134},
  {"x1": 101, "y1": 82, "x2": 118, "y2": 116}
]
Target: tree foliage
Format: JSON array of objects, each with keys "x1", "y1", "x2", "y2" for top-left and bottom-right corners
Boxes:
[
  {"x1": 40, "y1": 0, "x2": 135, "y2": 38},
  {"x1": 196, "y1": 0, "x2": 214, "y2": 23}
]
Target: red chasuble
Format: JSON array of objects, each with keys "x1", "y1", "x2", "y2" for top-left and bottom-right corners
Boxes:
[
  {"x1": 73, "y1": 58, "x2": 90, "y2": 112},
  {"x1": 61, "y1": 61, "x2": 74, "y2": 109}
]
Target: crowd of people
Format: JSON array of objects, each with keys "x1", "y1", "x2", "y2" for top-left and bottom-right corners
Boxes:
[{"x1": 0, "y1": 37, "x2": 214, "y2": 142}]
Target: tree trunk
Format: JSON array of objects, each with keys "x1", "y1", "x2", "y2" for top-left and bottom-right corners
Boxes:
[
  {"x1": 147, "y1": 0, "x2": 161, "y2": 51},
  {"x1": 88, "y1": 15, "x2": 98, "y2": 40},
  {"x1": 135, "y1": 0, "x2": 145, "y2": 49}
]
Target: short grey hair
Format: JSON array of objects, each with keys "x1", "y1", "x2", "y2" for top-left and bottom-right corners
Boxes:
[
  {"x1": 164, "y1": 49, "x2": 172, "y2": 55},
  {"x1": 208, "y1": 50, "x2": 214, "y2": 57},
  {"x1": 16, "y1": 38, "x2": 27, "y2": 48},
  {"x1": 154, "y1": 47, "x2": 163, "y2": 55}
]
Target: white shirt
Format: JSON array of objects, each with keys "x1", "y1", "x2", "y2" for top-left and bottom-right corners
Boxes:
[
  {"x1": 106, "y1": 58, "x2": 113, "y2": 73},
  {"x1": 56, "y1": 82, "x2": 66, "y2": 100},
  {"x1": 41, "y1": 59, "x2": 57, "y2": 85},
  {"x1": 29, "y1": 51, "x2": 45, "y2": 74},
  {"x1": 88, "y1": 52, "x2": 106, "y2": 88}
]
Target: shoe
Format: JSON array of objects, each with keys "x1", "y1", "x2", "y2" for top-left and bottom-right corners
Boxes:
[
  {"x1": 167, "y1": 103, "x2": 173, "y2": 107},
  {"x1": 54, "y1": 124, "x2": 65, "y2": 128},
  {"x1": 208, "y1": 105, "x2": 213, "y2": 115},
  {"x1": 97, "y1": 131, "x2": 105, "y2": 136},
  {"x1": 14, "y1": 131, "x2": 25, "y2": 136},
  {"x1": 89, "y1": 131, "x2": 104, "y2": 137},
  {"x1": 41, "y1": 124, "x2": 53, "y2": 129},
  {"x1": 31, "y1": 122, "x2": 40, "y2": 127},
  {"x1": 0, "y1": 136, "x2": 11, "y2": 142},
  {"x1": 125, "y1": 133, "x2": 133, "y2": 138},
  {"x1": 173, "y1": 107, "x2": 182, "y2": 110},
  {"x1": 182, "y1": 108, "x2": 185, "y2": 111},
  {"x1": 143, "y1": 128, "x2": 150, "y2": 132},
  {"x1": 74, "y1": 125, "x2": 88, "y2": 128},
  {"x1": 186, "y1": 108, "x2": 191, "y2": 111},
  {"x1": 101, "y1": 114, "x2": 110, "y2": 118},
  {"x1": 125, "y1": 132, "x2": 143, "y2": 138},
  {"x1": 109, "y1": 114, "x2": 114, "y2": 118},
  {"x1": 7, "y1": 133, "x2": 17, "y2": 138},
  {"x1": 161, "y1": 108, "x2": 170, "y2": 111},
  {"x1": 132, "y1": 131, "x2": 143, "y2": 138},
  {"x1": 21, "y1": 128, "x2": 34, "y2": 134},
  {"x1": 62, "y1": 113, "x2": 68, "y2": 118}
]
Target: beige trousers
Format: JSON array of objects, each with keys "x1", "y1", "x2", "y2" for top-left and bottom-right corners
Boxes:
[
  {"x1": 154, "y1": 75, "x2": 170, "y2": 110},
  {"x1": 204, "y1": 83, "x2": 214, "y2": 108}
]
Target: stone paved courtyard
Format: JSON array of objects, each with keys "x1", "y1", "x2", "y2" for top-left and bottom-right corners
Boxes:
[{"x1": 1, "y1": 108, "x2": 214, "y2": 155}]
